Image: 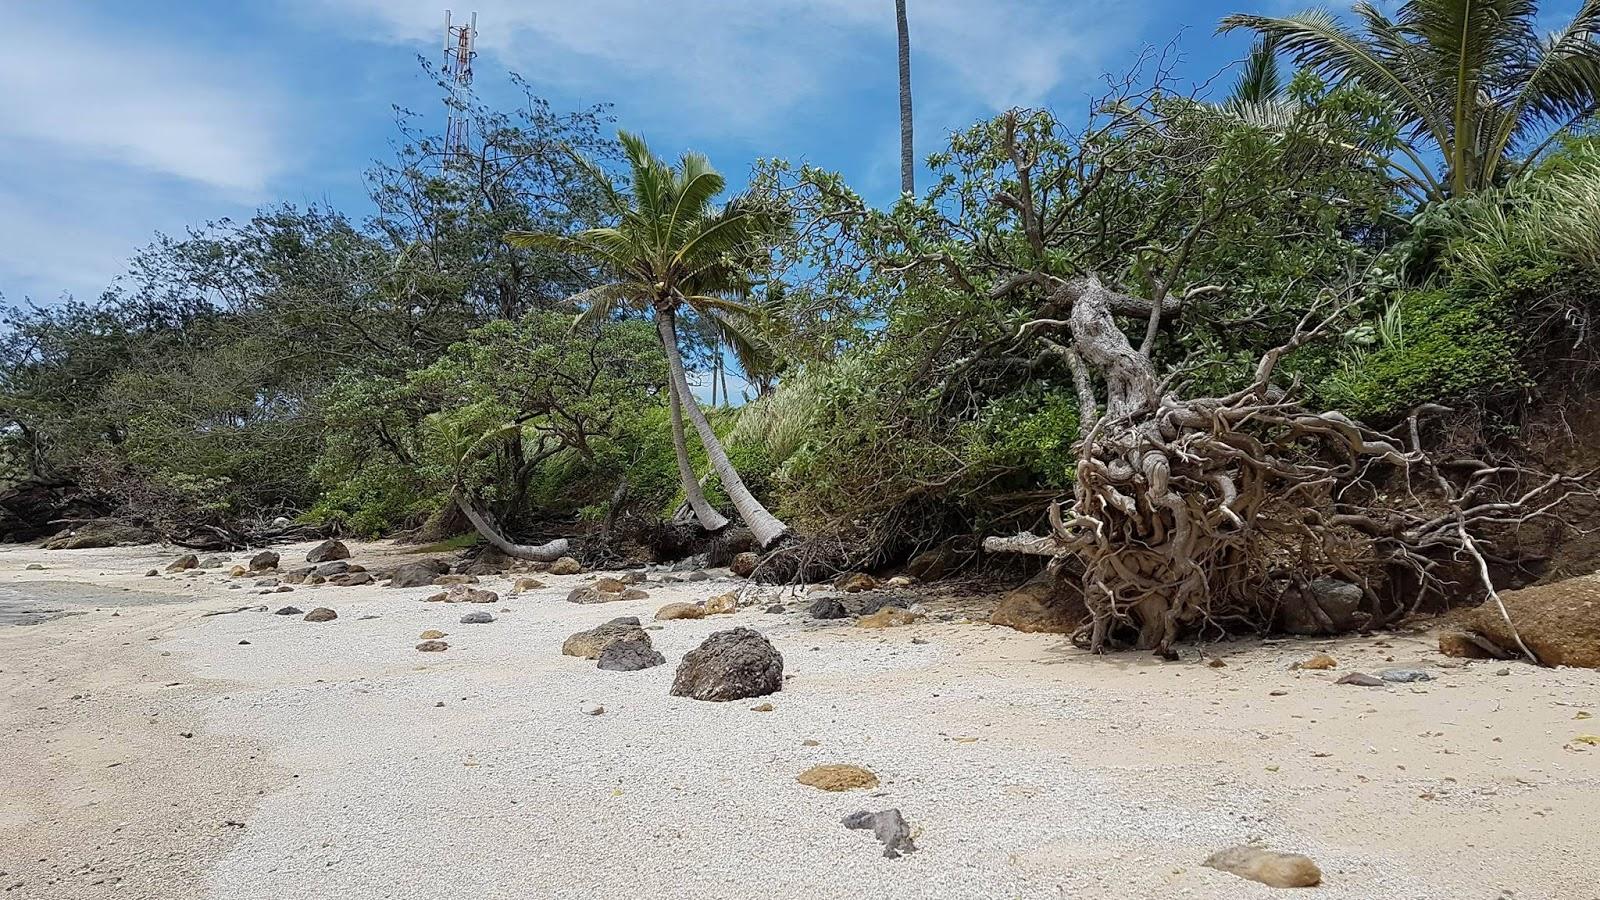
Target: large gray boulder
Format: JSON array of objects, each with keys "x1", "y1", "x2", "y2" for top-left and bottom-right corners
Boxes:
[
  {"x1": 597, "y1": 632, "x2": 665, "y2": 671},
  {"x1": 670, "y1": 627, "x2": 783, "y2": 701}
]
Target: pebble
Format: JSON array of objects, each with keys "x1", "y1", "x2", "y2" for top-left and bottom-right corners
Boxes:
[{"x1": 581, "y1": 701, "x2": 605, "y2": 716}]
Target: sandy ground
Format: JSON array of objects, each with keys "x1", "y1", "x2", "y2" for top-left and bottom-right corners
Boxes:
[{"x1": 1, "y1": 540, "x2": 1597, "y2": 900}]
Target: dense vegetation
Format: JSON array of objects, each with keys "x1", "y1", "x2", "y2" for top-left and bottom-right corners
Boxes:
[{"x1": 3, "y1": 3, "x2": 1598, "y2": 644}]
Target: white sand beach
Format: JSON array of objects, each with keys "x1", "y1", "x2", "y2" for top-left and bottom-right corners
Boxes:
[{"x1": 2, "y1": 539, "x2": 1597, "y2": 899}]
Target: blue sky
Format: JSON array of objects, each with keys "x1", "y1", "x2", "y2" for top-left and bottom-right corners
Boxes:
[{"x1": 1, "y1": 1, "x2": 1583, "y2": 308}]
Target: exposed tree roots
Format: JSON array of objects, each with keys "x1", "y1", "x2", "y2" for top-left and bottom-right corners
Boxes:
[{"x1": 984, "y1": 275, "x2": 1592, "y2": 654}]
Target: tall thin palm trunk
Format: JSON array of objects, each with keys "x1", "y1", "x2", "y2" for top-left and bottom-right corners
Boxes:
[
  {"x1": 896, "y1": 0, "x2": 914, "y2": 196},
  {"x1": 657, "y1": 309, "x2": 791, "y2": 548},
  {"x1": 661, "y1": 347, "x2": 730, "y2": 533}
]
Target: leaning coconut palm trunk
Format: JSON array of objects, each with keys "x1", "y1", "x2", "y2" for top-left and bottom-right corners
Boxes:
[
  {"x1": 454, "y1": 490, "x2": 570, "y2": 562},
  {"x1": 656, "y1": 309, "x2": 790, "y2": 549},
  {"x1": 664, "y1": 359, "x2": 731, "y2": 533}
]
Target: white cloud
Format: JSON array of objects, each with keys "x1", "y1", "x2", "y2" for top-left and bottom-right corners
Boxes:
[
  {"x1": 0, "y1": 13, "x2": 287, "y2": 194},
  {"x1": 0, "y1": 11, "x2": 289, "y2": 302},
  {"x1": 308, "y1": 0, "x2": 1136, "y2": 125}
]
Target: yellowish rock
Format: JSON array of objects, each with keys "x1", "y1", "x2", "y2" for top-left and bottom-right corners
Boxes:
[
  {"x1": 856, "y1": 607, "x2": 924, "y2": 628},
  {"x1": 1297, "y1": 653, "x2": 1338, "y2": 671},
  {"x1": 229, "y1": 565, "x2": 248, "y2": 577},
  {"x1": 796, "y1": 763, "x2": 879, "y2": 792},
  {"x1": 510, "y1": 576, "x2": 547, "y2": 594},
  {"x1": 705, "y1": 592, "x2": 739, "y2": 615},
  {"x1": 1202, "y1": 845, "x2": 1321, "y2": 888},
  {"x1": 655, "y1": 601, "x2": 705, "y2": 621},
  {"x1": 420, "y1": 629, "x2": 447, "y2": 640}
]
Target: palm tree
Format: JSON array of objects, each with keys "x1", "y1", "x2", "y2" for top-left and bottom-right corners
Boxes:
[
  {"x1": 896, "y1": 0, "x2": 915, "y2": 195},
  {"x1": 505, "y1": 132, "x2": 792, "y2": 549},
  {"x1": 1222, "y1": 0, "x2": 1600, "y2": 201}
]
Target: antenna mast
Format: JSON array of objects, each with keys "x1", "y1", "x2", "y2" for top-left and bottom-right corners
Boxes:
[{"x1": 442, "y1": 10, "x2": 478, "y2": 163}]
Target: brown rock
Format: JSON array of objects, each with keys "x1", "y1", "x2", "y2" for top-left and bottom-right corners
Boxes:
[
  {"x1": 549, "y1": 556, "x2": 582, "y2": 576},
  {"x1": 796, "y1": 764, "x2": 879, "y2": 792},
  {"x1": 306, "y1": 539, "x2": 350, "y2": 563},
  {"x1": 1202, "y1": 845, "x2": 1321, "y2": 888},
  {"x1": 510, "y1": 576, "x2": 547, "y2": 594},
  {"x1": 1438, "y1": 631, "x2": 1502, "y2": 660},
  {"x1": 330, "y1": 571, "x2": 375, "y2": 587},
  {"x1": 1453, "y1": 575, "x2": 1600, "y2": 668},
  {"x1": 857, "y1": 607, "x2": 924, "y2": 628},
  {"x1": 592, "y1": 576, "x2": 626, "y2": 593},
  {"x1": 989, "y1": 574, "x2": 1085, "y2": 634},
  {"x1": 416, "y1": 640, "x2": 449, "y2": 652},
  {"x1": 303, "y1": 607, "x2": 337, "y2": 622},
  {"x1": 229, "y1": 565, "x2": 249, "y2": 577},
  {"x1": 567, "y1": 585, "x2": 628, "y2": 604},
  {"x1": 563, "y1": 617, "x2": 647, "y2": 659},
  {"x1": 655, "y1": 602, "x2": 705, "y2": 621},
  {"x1": 705, "y1": 592, "x2": 739, "y2": 615},
  {"x1": 730, "y1": 551, "x2": 760, "y2": 578},
  {"x1": 248, "y1": 550, "x2": 280, "y2": 571},
  {"x1": 1297, "y1": 653, "x2": 1337, "y2": 670},
  {"x1": 420, "y1": 629, "x2": 447, "y2": 640},
  {"x1": 386, "y1": 559, "x2": 450, "y2": 588},
  {"x1": 835, "y1": 572, "x2": 879, "y2": 593},
  {"x1": 166, "y1": 553, "x2": 199, "y2": 573}
]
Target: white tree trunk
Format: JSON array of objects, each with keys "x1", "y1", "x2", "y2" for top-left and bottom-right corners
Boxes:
[
  {"x1": 454, "y1": 492, "x2": 569, "y2": 561},
  {"x1": 657, "y1": 310, "x2": 792, "y2": 549},
  {"x1": 663, "y1": 355, "x2": 731, "y2": 533}
]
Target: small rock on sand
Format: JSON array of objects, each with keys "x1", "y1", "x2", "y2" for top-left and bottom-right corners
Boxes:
[
  {"x1": 842, "y1": 809, "x2": 917, "y2": 858},
  {"x1": 670, "y1": 627, "x2": 783, "y2": 701},
  {"x1": 425, "y1": 586, "x2": 499, "y2": 604},
  {"x1": 1379, "y1": 668, "x2": 1431, "y2": 682},
  {"x1": 1336, "y1": 672, "x2": 1385, "y2": 687},
  {"x1": 596, "y1": 635, "x2": 665, "y2": 671},
  {"x1": 459, "y1": 610, "x2": 494, "y2": 624},
  {"x1": 835, "y1": 572, "x2": 879, "y2": 593},
  {"x1": 509, "y1": 576, "x2": 547, "y2": 594},
  {"x1": 549, "y1": 557, "x2": 582, "y2": 576},
  {"x1": 1202, "y1": 845, "x2": 1321, "y2": 888},
  {"x1": 387, "y1": 560, "x2": 448, "y2": 588},
  {"x1": 563, "y1": 617, "x2": 647, "y2": 659},
  {"x1": 273, "y1": 606, "x2": 303, "y2": 616},
  {"x1": 798, "y1": 764, "x2": 878, "y2": 791},
  {"x1": 808, "y1": 597, "x2": 848, "y2": 620},
  {"x1": 581, "y1": 701, "x2": 604, "y2": 716},
  {"x1": 303, "y1": 607, "x2": 337, "y2": 622},
  {"x1": 416, "y1": 640, "x2": 449, "y2": 652},
  {"x1": 1297, "y1": 653, "x2": 1337, "y2": 670},
  {"x1": 166, "y1": 554, "x2": 199, "y2": 572},
  {"x1": 705, "y1": 592, "x2": 738, "y2": 615},
  {"x1": 144, "y1": 569, "x2": 159, "y2": 577},
  {"x1": 420, "y1": 629, "x2": 447, "y2": 639},
  {"x1": 655, "y1": 602, "x2": 705, "y2": 621},
  {"x1": 731, "y1": 552, "x2": 759, "y2": 577},
  {"x1": 249, "y1": 550, "x2": 279, "y2": 571},
  {"x1": 856, "y1": 608, "x2": 924, "y2": 629}
]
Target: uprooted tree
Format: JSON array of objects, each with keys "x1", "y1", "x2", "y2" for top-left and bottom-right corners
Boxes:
[{"x1": 763, "y1": 58, "x2": 1589, "y2": 654}]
